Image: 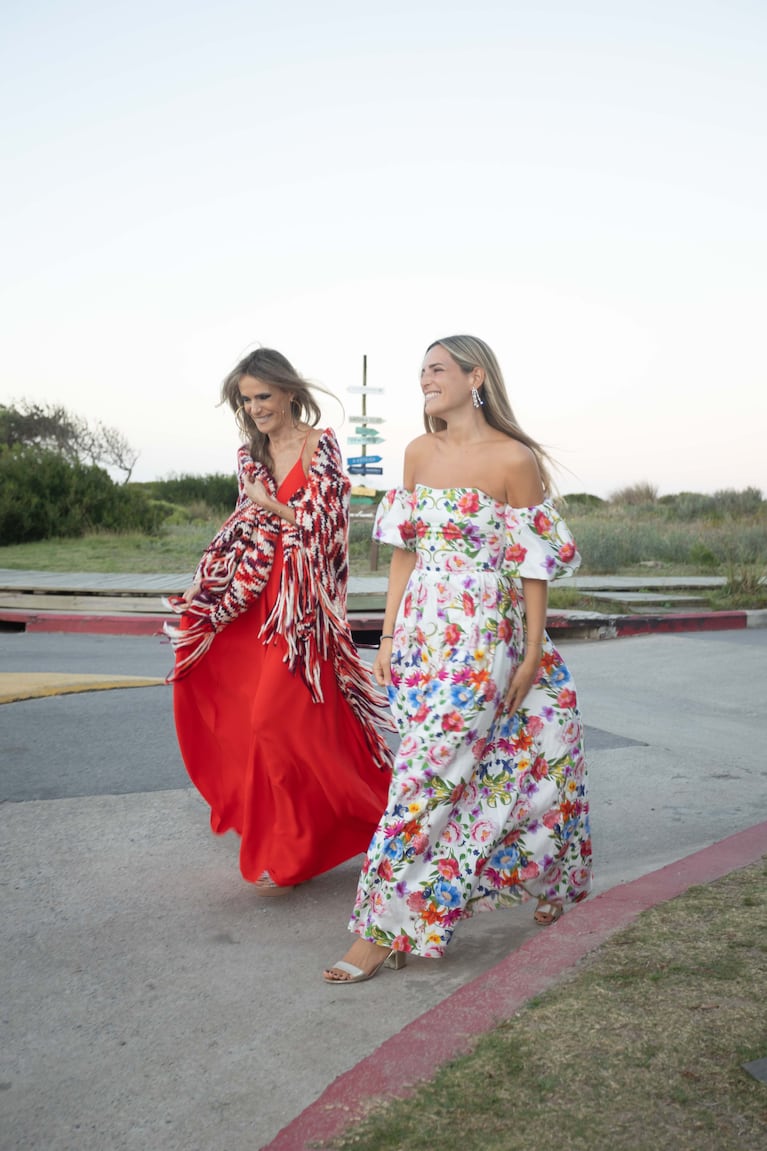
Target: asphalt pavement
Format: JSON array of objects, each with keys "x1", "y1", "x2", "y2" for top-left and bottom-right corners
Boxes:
[{"x1": 1, "y1": 607, "x2": 766, "y2": 1149}]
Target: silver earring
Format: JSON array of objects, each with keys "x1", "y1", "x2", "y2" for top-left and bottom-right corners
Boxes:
[{"x1": 472, "y1": 386, "x2": 484, "y2": 408}]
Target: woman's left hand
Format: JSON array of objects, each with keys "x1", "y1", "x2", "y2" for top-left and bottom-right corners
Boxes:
[
  {"x1": 243, "y1": 475, "x2": 270, "y2": 508},
  {"x1": 504, "y1": 653, "x2": 541, "y2": 716}
]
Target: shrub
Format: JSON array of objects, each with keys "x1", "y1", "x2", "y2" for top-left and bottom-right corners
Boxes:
[
  {"x1": 0, "y1": 445, "x2": 164, "y2": 544},
  {"x1": 570, "y1": 513, "x2": 767, "y2": 573},
  {"x1": 560, "y1": 492, "x2": 606, "y2": 511},
  {"x1": 711, "y1": 487, "x2": 763, "y2": 517},
  {"x1": 658, "y1": 492, "x2": 716, "y2": 520},
  {"x1": 609, "y1": 482, "x2": 659, "y2": 506},
  {"x1": 688, "y1": 542, "x2": 718, "y2": 568}
]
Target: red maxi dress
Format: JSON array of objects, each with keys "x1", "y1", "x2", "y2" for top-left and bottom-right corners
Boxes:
[{"x1": 171, "y1": 449, "x2": 392, "y2": 886}]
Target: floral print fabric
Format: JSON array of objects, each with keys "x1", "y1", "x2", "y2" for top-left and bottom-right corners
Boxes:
[{"x1": 349, "y1": 486, "x2": 592, "y2": 958}]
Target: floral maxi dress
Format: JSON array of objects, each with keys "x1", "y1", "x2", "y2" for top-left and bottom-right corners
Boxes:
[{"x1": 349, "y1": 486, "x2": 592, "y2": 958}]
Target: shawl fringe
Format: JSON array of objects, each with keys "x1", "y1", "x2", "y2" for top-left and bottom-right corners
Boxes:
[{"x1": 163, "y1": 460, "x2": 281, "y2": 681}]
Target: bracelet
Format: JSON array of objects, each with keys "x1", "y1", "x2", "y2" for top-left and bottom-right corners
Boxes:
[{"x1": 379, "y1": 633, "x2": 394, "y2": 643}]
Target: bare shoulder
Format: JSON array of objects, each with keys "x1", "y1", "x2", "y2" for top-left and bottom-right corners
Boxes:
[
  {"x1": 403, "y1": 433, "x2": 437, "y2": 487},
  {"x1": 502, "y1": 439, "x2": 545, "y2": 506},
  {"x1": 302, "y1": 426, "x2": 326, "y2": 472},
  {"x1": 405, "y1": 433, "x2": 436, "y2": 464}
]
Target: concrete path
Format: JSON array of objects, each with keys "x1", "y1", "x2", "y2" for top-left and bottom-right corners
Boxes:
[{"x1": 1, "y1": 600, "x2": 766, "y2": 1149}]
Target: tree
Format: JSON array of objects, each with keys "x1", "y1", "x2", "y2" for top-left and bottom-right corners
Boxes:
[{"x1": 0, "y1": 400, "x2": 139, "y2": 482}]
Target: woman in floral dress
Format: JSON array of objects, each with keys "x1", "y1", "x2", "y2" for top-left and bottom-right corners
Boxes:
[{"x1": 324, "y1": 335, "x2": 591, "y2": 983}]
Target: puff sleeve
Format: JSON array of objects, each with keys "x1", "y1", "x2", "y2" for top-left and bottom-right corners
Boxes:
[
  {"x1": 373, "y1": 487, "x2": 418, "y2": 550},
  {"x1": 503, "y1": 499, "x2": 581, "y2": 580}
]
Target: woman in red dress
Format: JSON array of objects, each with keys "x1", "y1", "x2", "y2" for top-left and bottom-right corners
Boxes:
[{"x1": 165, "y1": 348, "x2": 393, "y2": 894}]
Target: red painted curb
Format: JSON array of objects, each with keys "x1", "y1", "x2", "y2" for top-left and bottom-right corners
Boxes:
[
  {"x1": 263, "y1": 822, "x2": 767, "y2": 1151},
  {"x1": 0, "y1": 607, "x2": 754, "y2": 640},
  {"x1": 0, "y1": 610, "x2": 168, "y2": 636},
  {"x1": 614, "y1": 610, "x2": 747, "y2": 636}
]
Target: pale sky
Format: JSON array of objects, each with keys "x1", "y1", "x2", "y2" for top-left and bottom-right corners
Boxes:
[{"x1": 2, "y1": 0, "x2": 765, "y2": 497}]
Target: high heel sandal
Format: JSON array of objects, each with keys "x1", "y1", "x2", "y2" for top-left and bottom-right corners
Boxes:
[
  {"x1": 534, "y1": 899, "x2": 564, "y2": 926},
  {"x1": 323, "y1": 949, "x2": 407, "y2": 985},
  {"x1": 254, "y1": 871, "x2": 296, "y2": 898}
]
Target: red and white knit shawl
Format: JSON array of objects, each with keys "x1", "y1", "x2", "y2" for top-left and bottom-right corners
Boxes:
[{"x1": 164, "y1": 429, "x2": 393, "y2": 771}]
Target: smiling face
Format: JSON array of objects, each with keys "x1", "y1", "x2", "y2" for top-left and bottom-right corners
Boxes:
[
  {"x1": 420, "y1": 344, "x2": 477, "y2": 418},
  {"x1": 238, "y1": 374, "x2": 293, "y2": 434}
]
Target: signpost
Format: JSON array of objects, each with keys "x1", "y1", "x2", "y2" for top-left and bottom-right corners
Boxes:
[{"x1": 347, "y1": 354, "x2": 386, "y2": 569}]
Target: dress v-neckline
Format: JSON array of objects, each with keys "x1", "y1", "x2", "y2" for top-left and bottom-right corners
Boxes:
[{"x1": 276, "y1": 433, "x2": 311, "y2": 495}]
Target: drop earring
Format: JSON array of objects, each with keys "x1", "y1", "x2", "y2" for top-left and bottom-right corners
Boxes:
[{"x1": 472, "y1": 386, "x2": 484, "y2": 408}]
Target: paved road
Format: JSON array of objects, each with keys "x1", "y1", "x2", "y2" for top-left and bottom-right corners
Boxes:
[
  {"x1": 0, "y1": 631, "x2": 636, "y2": 803},
  {"x1": 1, "y1": 628, "x2": 766, "y2": 1150}
]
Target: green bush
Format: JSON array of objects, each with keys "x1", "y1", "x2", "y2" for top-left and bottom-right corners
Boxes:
[
  {"x1": 688, "y1": 541, "x2": 718, "y2": 568},
  {"x1": 658, "y1": 492, "x2": 716, "y2": 520},
  {"x1": 570, "y1": 514, "x2": 767, "y2": 573},
  {"x1": 657, "y1": 488, "x2": 763, "y2": 521},
  {"x1": 560, "y1": 492, "x2": 606, "y2": 511},
  {"x1": 711, "y1": 487, "x2": 763, "y2": 517},
  {"x1": 0, "y1": 445, "x2": 165, "y2": 544}
]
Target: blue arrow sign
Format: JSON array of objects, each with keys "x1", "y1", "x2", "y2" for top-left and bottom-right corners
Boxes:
[
  {"x1": 349, "y1": 465, "x2": 384, "y2": 475},
  {"x1": 347, "y1": 455, "x2": 383, "y2": 465}
]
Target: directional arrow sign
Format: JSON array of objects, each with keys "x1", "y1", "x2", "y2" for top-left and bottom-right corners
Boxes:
[
  {"x1": 349, "y1": 414, "x2": 384, "y2": 424},
  {"x1": 347, "y1": 455, "x2": 383, "y2": 465},
  {"x1": 348, "y1": 465, "x2": 384, "y2": 475},
  {"x1": 347, "y1": 386, "x2": 384, "y2": 394},
  {"x1": 348, "y1": 435, "x2": 384, "y2": 445}
]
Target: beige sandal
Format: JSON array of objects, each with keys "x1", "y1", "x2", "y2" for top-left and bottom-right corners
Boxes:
[
  {"x1": 254, "y1": 871, "x2": 295, "y2": 898},
  {"x1": 323, "y1": 949, "x2": 407, "y2": 985},
  {"x1": 534, "y1": 899, "x2": 564, "y2": 926}
]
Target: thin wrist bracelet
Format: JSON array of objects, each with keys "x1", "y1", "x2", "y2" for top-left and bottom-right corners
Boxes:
[{"x1": 379, "y1": 633, "x2": 394, "y2": 642}]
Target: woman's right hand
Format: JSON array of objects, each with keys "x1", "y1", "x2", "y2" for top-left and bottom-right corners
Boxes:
[
  {"x1": 372, "y1": 638, "x2": 393, "y2": 686},
  {"x1": 181, "y1": 582, "x2": 202, "y2": 604}
]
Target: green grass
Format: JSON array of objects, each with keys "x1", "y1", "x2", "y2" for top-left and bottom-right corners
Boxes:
[
  {"x1": 321, "y1": 860, "x2": 767, "y2": 1151},
  {"x1": 0, "y1": 522, "x2": 223, "y2": 574}
]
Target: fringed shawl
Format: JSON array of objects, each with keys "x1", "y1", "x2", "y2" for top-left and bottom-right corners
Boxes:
[{"x1": 164, "y1": 429, "x2": 394, "y2": 771}]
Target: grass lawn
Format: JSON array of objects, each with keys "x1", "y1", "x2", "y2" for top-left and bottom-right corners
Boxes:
[{"x1": 324, "y1": 859, "x2": 767, "y2": 1151}]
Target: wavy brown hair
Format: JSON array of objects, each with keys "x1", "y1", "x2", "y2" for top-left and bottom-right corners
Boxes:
[
  {"x1": 220, "y1": 348, "x2": 326, "y2": 471},
  {"x1": 423, "y1": 334, "x2": 554, "y2": 494}
]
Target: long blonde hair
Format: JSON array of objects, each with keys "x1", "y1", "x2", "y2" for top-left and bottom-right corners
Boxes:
[{"x1": 424, "y1": 334, "x2": 553, "y2": 494}]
